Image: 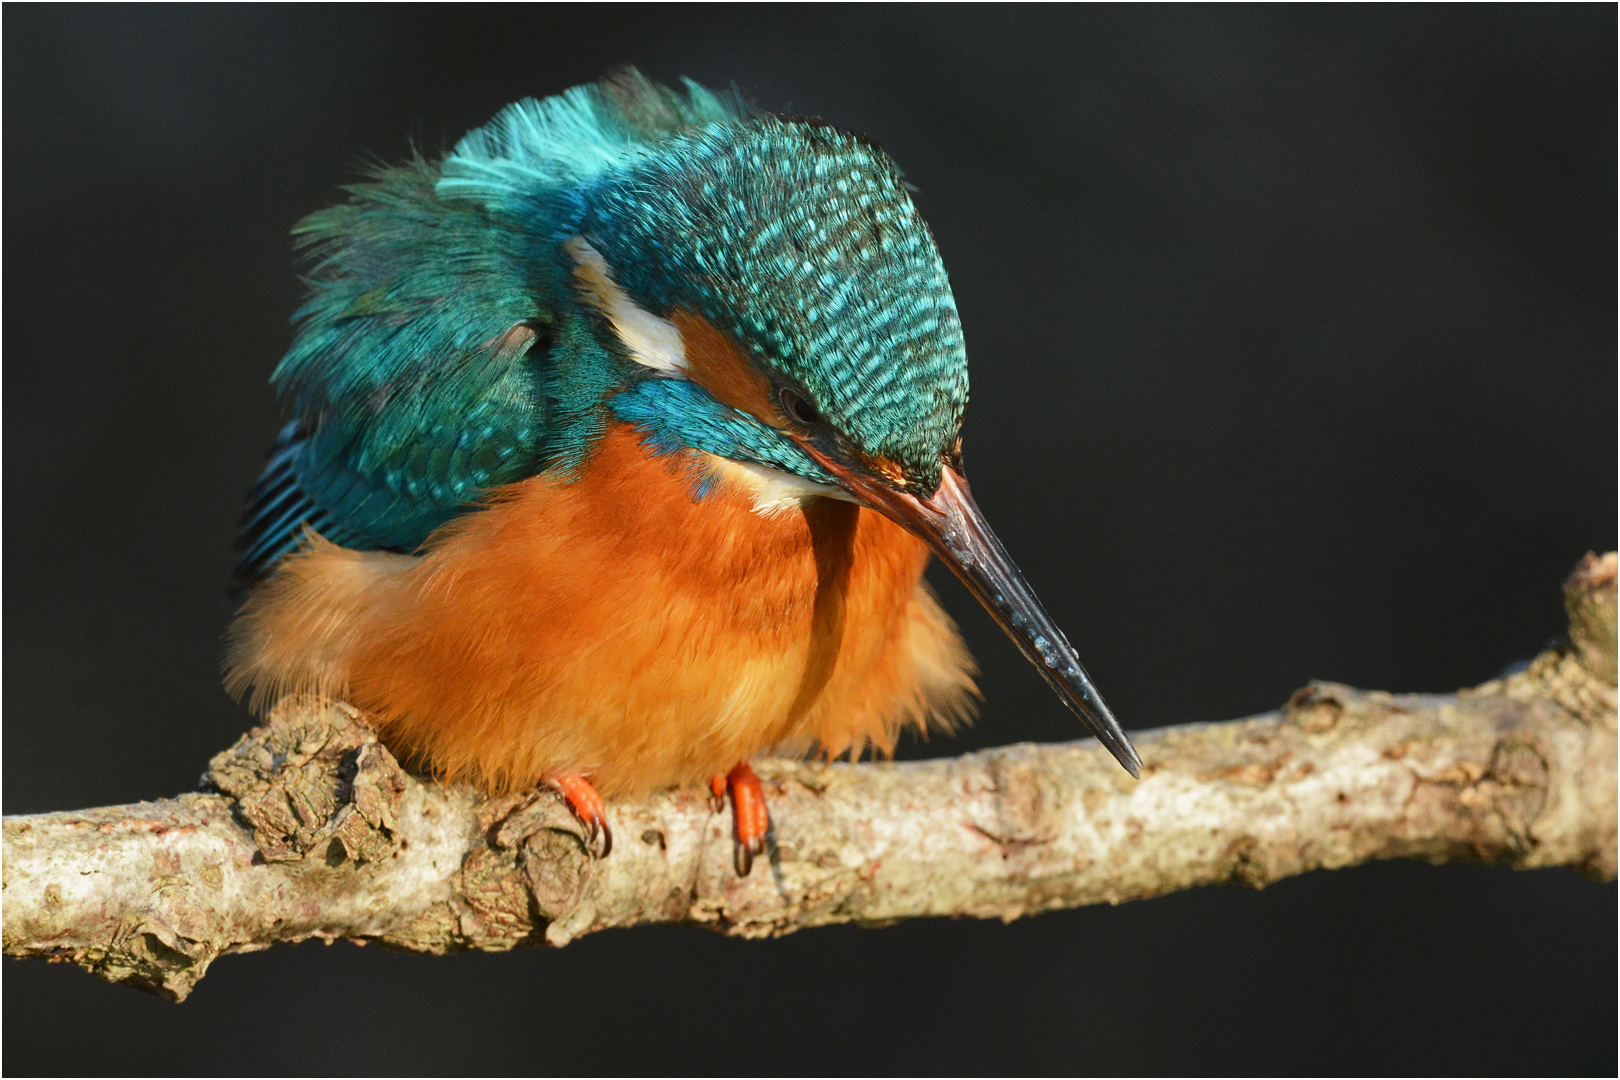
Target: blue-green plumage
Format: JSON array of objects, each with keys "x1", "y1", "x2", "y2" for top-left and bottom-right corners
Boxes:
[
  {"x1": 608, "y1": 378, "x2": 837, "y2": 490},
  {"x1": 233, "y1": 154, "x2": 555, "y2": 588}
]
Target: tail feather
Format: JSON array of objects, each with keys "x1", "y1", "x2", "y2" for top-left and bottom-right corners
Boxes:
[
  {"x1": 231, "y1": 422, "x2": 311, "y2": 601},
  {"x1": 229, "y1": 422, "x2": 386, "y2": 602}
]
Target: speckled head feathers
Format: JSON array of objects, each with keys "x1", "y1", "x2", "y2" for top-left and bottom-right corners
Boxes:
[{"x1": 583, "y1": 117, "x2": 969, "y2": 491}]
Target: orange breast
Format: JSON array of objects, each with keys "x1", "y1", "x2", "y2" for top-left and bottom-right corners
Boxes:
[{"x1": 226, "y1": 423, "x2": 976, "y2": 796}]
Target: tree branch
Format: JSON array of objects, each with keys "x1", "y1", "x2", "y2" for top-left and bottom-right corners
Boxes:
[{"x1": 5, "y1": 554, "x2": 1614, "y2": 1002}]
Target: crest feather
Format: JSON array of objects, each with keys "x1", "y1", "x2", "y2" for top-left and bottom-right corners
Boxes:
[{"x1": 436, "y1": 69, "x2": 750, "y2": 206}]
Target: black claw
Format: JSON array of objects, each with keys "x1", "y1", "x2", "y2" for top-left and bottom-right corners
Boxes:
[
  {"x1": 576, "y1": 815, "x2": 612, "y2": 860},
  {"x1": 734, "y1": 840, "x2": 753, "y2": 877},
  {"x1": 709, "y1": 792, "x2": 725, "y2": 814}
]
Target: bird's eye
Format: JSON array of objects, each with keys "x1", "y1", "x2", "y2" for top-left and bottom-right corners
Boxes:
[{"x1": 780, "y1": 388, "x2": 823, "y2": 426}]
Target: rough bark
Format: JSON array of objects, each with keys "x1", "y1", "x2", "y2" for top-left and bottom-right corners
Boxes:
[{"x1": 5, "y1": 553, "x2": 1615, "y2": 1003}]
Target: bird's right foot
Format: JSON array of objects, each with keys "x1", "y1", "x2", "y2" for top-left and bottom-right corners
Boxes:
[
  {"x1": 710, "y1": 762, "x2": 770, "y2": 876},
  {"x1": 545, "y1": 773, "x2": 612, "y2": 857}
]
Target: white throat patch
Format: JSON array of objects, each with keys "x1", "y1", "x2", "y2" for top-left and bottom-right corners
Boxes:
[
  {"x1": 566, "y1": 237, "x2": 687, "y2": 375},
  {"x1": 700, "y1": 454, "x2": 855, "y2": 518}
]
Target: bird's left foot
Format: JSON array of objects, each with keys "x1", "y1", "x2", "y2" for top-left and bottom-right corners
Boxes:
[
  {"x1": 709, "y1": 762, "x2": 770, "y2": 876},
  {"x1": 545, "y1": 773, "x2": 612, "y2": 858}
]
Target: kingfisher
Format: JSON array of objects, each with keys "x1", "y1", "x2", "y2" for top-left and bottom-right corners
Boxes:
[{"x1": 226, "y1": 70, "x2": 1140, "y2": 875}]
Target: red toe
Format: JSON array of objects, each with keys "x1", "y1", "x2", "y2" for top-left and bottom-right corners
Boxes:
[
  {"x1": 719, "y1": 762, "x2": 769, "y2": 876},
  {"x1": 545, "y1": 773, "x2": 612, "y2": 858}
]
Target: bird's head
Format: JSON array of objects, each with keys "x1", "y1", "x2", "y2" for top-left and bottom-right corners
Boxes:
[
  {"x1": 580, "y1": 117, "x2": 965, "y2": 495},
  {"x1": 475, "y1": 106, "x2": 1138, "y2": 775}
]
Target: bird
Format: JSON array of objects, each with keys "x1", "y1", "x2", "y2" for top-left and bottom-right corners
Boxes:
[{"x1": 225, "y1": 69, "x2": 1141, "y2": 875}]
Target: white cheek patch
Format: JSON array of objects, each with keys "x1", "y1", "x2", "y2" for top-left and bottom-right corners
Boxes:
[
  {"x1": 700, "y1": 454, "x2": 857, "y2": 518},
  {"x1": 566, "y1": 237, "x2": 687, "y2": 375}
]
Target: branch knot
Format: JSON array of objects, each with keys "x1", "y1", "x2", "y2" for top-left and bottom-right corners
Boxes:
[{"x1": 205, "y1": 702, "x2": 406, "y2": 865}]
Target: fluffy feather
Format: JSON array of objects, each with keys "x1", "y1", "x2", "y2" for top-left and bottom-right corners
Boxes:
[{"x1": 435, "y1": 70, "x2": 748, "y2": 207}]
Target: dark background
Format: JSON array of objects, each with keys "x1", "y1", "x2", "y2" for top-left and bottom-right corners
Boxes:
[{"x1": 5, "y1": 5, "x2": 1615, "y2": 1074}]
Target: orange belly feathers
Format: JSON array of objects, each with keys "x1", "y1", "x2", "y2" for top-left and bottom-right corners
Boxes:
[{"x1": 225, "y1": 422, "x2": 977, "y2": 798}]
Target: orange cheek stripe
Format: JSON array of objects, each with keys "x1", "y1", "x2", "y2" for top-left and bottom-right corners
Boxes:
[{"x1": 673, "y1": 308, "x2": 779, "y2": 422}]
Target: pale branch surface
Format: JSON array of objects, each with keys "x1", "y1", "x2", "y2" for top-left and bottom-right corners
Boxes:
[{"x1": 5, "y1": 554, "x2": 1615, "y2": 1002}]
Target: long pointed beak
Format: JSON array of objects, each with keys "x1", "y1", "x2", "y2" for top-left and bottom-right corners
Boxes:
[{"x1": 803, "y1": 449, "x2": 1142, "y2": 778}]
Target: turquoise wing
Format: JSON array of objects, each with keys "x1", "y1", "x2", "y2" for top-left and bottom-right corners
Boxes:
[
  {"x1": 231, "y1": 70, "x2": 751, "y2": 598},
  {"x1": 231, "y1": 156, "x2": 551, "y2": 597}
]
